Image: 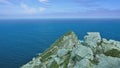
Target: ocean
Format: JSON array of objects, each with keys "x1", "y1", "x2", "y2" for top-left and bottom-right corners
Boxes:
[{"x1": 0, "y1": 19, "x2": 120, "y2": 68}]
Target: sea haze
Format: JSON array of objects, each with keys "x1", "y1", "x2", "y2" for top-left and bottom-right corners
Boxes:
[{"x1": 0, "y1": 19, "x2": 120, "y2": 68}]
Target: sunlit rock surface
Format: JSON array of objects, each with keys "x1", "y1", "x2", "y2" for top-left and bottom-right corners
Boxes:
[{"x1": 21, "y1": 31, "x2": 120, "y2": 68}]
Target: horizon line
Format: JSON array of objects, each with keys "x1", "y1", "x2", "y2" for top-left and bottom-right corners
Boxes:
[{"x1": 0, "y1": 17, "x2": 120, "y2": 20}]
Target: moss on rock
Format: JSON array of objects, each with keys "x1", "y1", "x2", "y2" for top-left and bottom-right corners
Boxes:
[{"x1": 104, "y1": 49, "x2": 120, "y2": 58}]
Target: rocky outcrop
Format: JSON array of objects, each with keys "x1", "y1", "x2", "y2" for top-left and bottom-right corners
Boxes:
[{"x1": 21, "y1": 31, "x2": 120, "y2": 68}]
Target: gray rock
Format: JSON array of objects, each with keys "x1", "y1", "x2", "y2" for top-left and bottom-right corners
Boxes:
[
  {"x1": 84, "y1": 32, "x2": 101, "y2": 48},
  {"x1": 21, "y1": 31, "x2": 120, "y2": 68},
  {"x1": 94, "y1": 54, "x2": 120, "y2": 68},
  {"x1": 74, "y1": 58, "x2": 92, "y2": 68},
  {"x1": 74, "y1": 45, "x2": 93, "y2": 60},
  {"x1": 57, "y1": 49, "x2": 68, "y2": 57}
]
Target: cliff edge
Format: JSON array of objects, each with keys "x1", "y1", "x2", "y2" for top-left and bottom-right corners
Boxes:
[{"x1": 21, "y1": 31, "x2": 120, "y2": 68}]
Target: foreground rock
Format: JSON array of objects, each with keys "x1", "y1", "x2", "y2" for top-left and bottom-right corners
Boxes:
[{"x1": 21, "y1": 31, "x2": 120, "y2": 68}]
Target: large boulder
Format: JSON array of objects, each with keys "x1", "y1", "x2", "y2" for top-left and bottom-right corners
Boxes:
[
  {"x1": 94, "y1": 54, "x2": 120, "y2": 68},
  {"x1": 84, "y1": 32, "x2": 101, "y2": 48},
  {"x1": 73, "y1": 45, "x2": 93, "y2": 60}
]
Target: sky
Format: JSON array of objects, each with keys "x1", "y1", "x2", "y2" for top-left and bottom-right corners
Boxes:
[{"x1": 0, "y1": 0, "x2": 120, "y2": 19}]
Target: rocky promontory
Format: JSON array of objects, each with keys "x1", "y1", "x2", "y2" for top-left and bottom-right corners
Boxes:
[{"x1": 21, "y1": 31, "x2": 120, "y2": 68}]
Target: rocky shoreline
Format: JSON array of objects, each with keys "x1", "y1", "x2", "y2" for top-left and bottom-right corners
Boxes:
[{"x1": 21, "y1": 31, "x2": 120, "y2": 68}]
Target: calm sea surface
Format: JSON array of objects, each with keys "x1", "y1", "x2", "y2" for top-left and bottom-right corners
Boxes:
[{"x1": 0, "y1": 19, "x2": 120, "y2": 68}]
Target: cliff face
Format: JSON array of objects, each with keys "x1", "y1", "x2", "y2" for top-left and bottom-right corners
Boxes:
[{"x1": 21, "y1": 31, "x2": 120, "y2": 68}]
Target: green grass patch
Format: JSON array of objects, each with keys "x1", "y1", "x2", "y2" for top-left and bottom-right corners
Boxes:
[
  {"x1": 50, "y1": 60, "x2": 59, "y2": 68},
  {"x1": 63, "y1": 54, "x2": 70, "y2": 68}
]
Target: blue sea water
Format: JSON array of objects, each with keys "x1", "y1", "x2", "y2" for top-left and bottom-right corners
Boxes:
[{"x1": 0, "y1": 19, "x2": 120, "y2": 68}]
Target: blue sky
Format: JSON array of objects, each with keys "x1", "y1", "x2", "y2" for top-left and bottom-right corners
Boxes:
[{"x1": 0, "y1": 0, "x2": 120, "y2": 19}]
